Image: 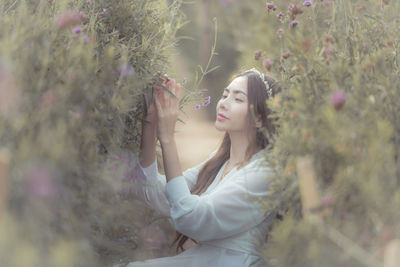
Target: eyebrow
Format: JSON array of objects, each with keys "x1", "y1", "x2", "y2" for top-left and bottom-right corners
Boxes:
[{"x1": 223, "y1": 88, "x2": 247, "y2": 96}]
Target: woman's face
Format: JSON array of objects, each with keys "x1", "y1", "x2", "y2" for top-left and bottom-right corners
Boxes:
[{"x1": 215, "y1": 76, "x2": 252, "y2": 133}]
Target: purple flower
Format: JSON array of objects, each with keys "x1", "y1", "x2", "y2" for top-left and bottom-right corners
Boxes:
[
  {"x1": 202, "y1": 96, "x2": 211, "y2": 106},
  {"x1": 263, "y1": 59, "x2": 273, "y2": 71},
  {"x1": 276, "y1": 28, "x2": 284, "y2": 35},
  {"x1": 195, "y1": 104, "x2": 201, "y2": 110},
  {"x1": 277, "y1": 12, "x2": 284, "y2": 19},
  {"x1": 289, "y1": 20, "x2": 299, "y2": 29},
  {"x1": 83, "y1": 35, "x2": 89, "y2": 42},
  {"x1": 254, "y1": 50, "x2": 262, "y2": 60},
  {"x1": 86, "y1": 0, "x2": 91, "y2": 4},
  {"x1": 266, "y1": 2, "x2": 277, "y2": 11},
  {"x1": 73, "y1": 27, "x2": 82, "y2": 34},
  {"x1": 182, "y1": 77, "x2": 187, "y2": 85},
  {"x1": 331, "y1": 90, "x2": 347, "y2": 110},
  {"x1": 303, "y1": 1, "x2": 312, "y2": 7}
]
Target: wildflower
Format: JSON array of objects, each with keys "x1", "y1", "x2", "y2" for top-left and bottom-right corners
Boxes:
[
  {"x1": 102, "y1": 8, "x2": 108, "y2": 14},
  {"x1": 83, "y1": 35, "x2": 89, "y2": 42},
  {"x1": 195, "y1": 104, "x2": 201, "y2": 110},
  {"x1": 331, "y1": 90, "x2": 347, "y2": 110},
  {"x1": 56, "y1": 9, "x2": 85, "y2": 29},
  {"x1": 288, "y1": 4, "x2": 303, "y2": 20},
  {"x1": 202, "y1": 96, "x2": 211, "y2": 106},
  {"x1": 289, "y1": 20, "x2": 299, "y2": 29},
  {"x1": 254, "y1": 50, "x2": 262, "y2": 60},
  {"x1": 358, "y1": 5, "x2": 366, "y2": 11},
  {"x1": 182, "y1": 77, "x2": 187, "y2": 85},
  {"x1": 303, "y1": 1, "x2": 312, "y2": 7},
  {"x1": 276, "y1": 12, "x2": 284, "y2": 19},
  {"x1": 87, "y1": 0, "x2": 91, "y2": 4},
  {"x1": 263, "y1": 59, "x2": 273, "y2": 71},
  {"x1": 282, "y1": 51, "x2": 292, "y2": 59},
  {"x1": 276, "y1": 28, "x2": 284, "y2": 36},
  {"x1": 73, "y1": 27, "x2": 82, "y2": 34},
  {"x1": 266, "y1": 2, "x2": 277, "y2": 11}
]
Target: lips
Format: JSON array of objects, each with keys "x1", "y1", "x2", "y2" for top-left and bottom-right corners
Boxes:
[{"x1": 217, "y1": 113, "x2": 228, "y2": 120}]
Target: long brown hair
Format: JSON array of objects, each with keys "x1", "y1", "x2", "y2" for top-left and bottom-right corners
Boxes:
[{"x1": 170, "y1": 70, "x2": 280, "y2": 253}]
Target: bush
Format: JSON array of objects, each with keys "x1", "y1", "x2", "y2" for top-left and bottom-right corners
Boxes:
[
  {"x1": 223, "y1": 1, "x2": 400, "y2": 266},
  {"x1": 0, "y1": 0, "x2": 185, "y2": 266}
]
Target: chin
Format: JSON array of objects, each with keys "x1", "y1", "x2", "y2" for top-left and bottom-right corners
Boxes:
[{"x1": 214, "y1": 121, "x2": 226, "y2": 132}]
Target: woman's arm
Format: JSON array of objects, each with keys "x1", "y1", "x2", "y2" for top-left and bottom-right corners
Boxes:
[{"x1": 139, "y1": 85, "x2": 159, "y2": 168}]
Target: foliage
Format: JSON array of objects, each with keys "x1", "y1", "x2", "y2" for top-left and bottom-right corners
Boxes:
[
  {"x1": 0, "y1": 0, "x2": 186, "y2": 265},
  {"x1": 222, "y1": 0, "x2": 400, "y2": 266}
]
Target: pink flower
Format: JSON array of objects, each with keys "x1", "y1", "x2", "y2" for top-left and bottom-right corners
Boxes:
[
  {"x1": 303, "y1": 1, "x2": 312, "y2": 7},
  {"x1": 276, "y1": 12, "x2": 284, "y2": 19},
  {"x1": 266, "y1": 2, "x2": 277, "y2": 11},
  {"x1": 263, "y1": 59, "x2": 273, "y2": 71},
  {"x1": 289, "y1": 20, "x2": 299, "y2": 29},
  {"x1": 86, "y1": 0, "x2": 91, "y2": 4},
  {"x1": 254, "y1": 50, "x2": 262, "y2": 60},
  {"x1": 276, "y1": 28, "x2": 284, "y2": 35},
  {"x1": 73, "y1": 27, "x2": 82, "y2": 34},
  {"x1": 331, "y1": 90, "x2": 347, "y2": 110},
  {"x1": 56, "y1": 9, "x2": 85, "y2": 29}
]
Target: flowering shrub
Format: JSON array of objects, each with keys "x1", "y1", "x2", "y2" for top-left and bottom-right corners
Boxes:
[
  {"x1": 0, "y1": 0, "x2": 185, "y2": 265},
  {"x1": 219, "y1": 0, "x2": 400, "y2": 266}
]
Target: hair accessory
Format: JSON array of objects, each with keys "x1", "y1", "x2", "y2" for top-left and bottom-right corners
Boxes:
[{"x1": 247, "y1": 68, "x2": 273, "y2": 98}]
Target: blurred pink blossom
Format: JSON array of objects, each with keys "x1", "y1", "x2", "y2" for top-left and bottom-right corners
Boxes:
[
  {"x1": 263, "y1": 59, "x2": 273, "y2": 71},
  {"x1": 25, "y1": 163, "x2": 59, "y2": 199},
  {"x1": 73, "y1": 27, "x2": 82, "y2": 34},
  {"x1": 266, "y1": 2, "x2": 277, "y2": 11},
  {"x1": 331, "y1": 90, "x2": 347, "y2": 110},
  {"x1": 254, "y1": 50, "x2": 262, "y2": 60},
  {"x1": 56, "y1": 9, "x2": 85, "y2": 29},
  {"x1": 289, "y1": 20, "x2": 299, "y2": 29}
]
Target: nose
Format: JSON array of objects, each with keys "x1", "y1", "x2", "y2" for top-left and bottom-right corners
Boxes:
[{"x1": 218, "y1": 97, "x2": 228, "y2": 111}]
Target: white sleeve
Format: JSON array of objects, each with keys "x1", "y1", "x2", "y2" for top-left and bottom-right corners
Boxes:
[
  {"x1": 121, "y1": 150, "x2": 217, "y2": 217},
  {"x1": 164, "y1": 164, "x2": 276, "y2": 242}
]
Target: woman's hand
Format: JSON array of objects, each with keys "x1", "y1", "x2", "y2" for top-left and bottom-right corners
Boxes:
[{"x1": 154, "y1": 75, "x2": 181, "y2": 144}]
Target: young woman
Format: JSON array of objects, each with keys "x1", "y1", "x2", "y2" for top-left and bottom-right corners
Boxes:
[{"x1": 124, "y1": 68, "x2": 280, "y2": 267}]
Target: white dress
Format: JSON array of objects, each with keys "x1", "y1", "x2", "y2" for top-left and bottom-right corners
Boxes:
[{"x1": 121, "y1": 149, "x2": 277, "y2": 267}]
